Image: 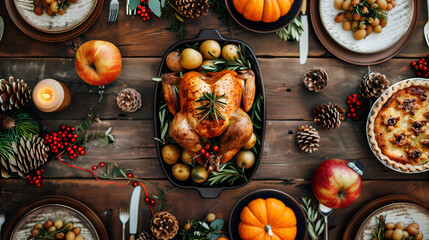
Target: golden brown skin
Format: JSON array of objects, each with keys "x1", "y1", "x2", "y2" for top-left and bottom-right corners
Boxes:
[{"x1": 162, "y1": 69, "x2": 256, "y2": 171}]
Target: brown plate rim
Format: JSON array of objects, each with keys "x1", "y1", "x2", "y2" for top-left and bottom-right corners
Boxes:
[
  {"x1": 5, "y1": 0, "x2": 103, "y2": 42},
  {"x1": 1, "y1": 195, "x2": 109, "y2": 240},
  {"x1": 310, "y1": 0, "x2": 419, "y2": 65},
  {"x1": 342, "y1": 195, "x2": 429, "y2": 240}
]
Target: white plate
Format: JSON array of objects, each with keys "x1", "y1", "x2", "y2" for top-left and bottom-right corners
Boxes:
[
  {"x1": 14, "y1": 0, "x2": 97, "y2": 33},
  {"x1": 319, "y1": 0, "x2": 414, "y2": 54},
  {"x1": 355, "y1": 202, "x2": 429, "y2": 240},
  {"x1": 10, "y1": 204, "x2": 99, "y2": 240}
]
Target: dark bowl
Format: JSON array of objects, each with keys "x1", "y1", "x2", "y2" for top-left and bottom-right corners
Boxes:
[
  {"x1": 225, "y1": 0, "x2": 303, "y2": 33},
  {"x1": 229, "y1": 189, "x2": 307, "y2": 240},
  {"x1": 153, "y1": 29, "x2": 266, "y2": 199}
]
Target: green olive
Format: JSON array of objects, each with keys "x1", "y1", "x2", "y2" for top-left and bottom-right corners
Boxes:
[
  {"x1": 162, "y1": 144, "x2": 181, "y2": 165},
  {"x1": 235, "y1": 150, "x2": 255, "y2": 169}
]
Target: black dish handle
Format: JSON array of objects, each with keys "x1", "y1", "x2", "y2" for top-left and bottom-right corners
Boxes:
[
  {"x1": 197, "y1": 188, "x2": 222, "y2": 199},
  {"x1": 195, "y1": 29, "x2": 226, "y2": 41}
]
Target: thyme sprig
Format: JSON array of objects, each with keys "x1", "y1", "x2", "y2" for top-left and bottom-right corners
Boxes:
[
  {"x1": 205, "y1": 162, "x2": 247, "y2": 186},
  {"x1": 300, "y1": 197, "x2": 325, "y2": 240},
  {"x1": 196, "y1": 87, "x2": 227, "y2": 124}
]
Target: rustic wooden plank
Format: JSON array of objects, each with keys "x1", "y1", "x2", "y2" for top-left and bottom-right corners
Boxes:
[
  {"x1": 1, "y1": 179, "x2": 428, "y2": 240},
  {"x1": 0, "y1": 58, "x2": 418, "y2": 121},
  {"x1": 33, "y1": 120, "x2": 429, "y2": 180},
  {"x1": 0, "y1": 0, "x2": 427, "y2": 57}
]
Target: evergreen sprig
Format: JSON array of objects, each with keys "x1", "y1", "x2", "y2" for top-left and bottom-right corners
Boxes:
[
  {"x1": 248, "y1": 93, "x2": 263, "y2": 155},
  {"x1": 75, "y1": 113, "x2": 115, "y2": 147},
  {"x1": 276, "y1": 16, "x2": 304, "y2": 42},
  {"x1": 180, "y1": 218, "x2": 224, "y2": 240},
  {"x1": 205, "y1": 162, "x2": 247, "y2": 186},
  {"x1": 162, "y1": 1, "x2": 186, "y2": 38},
  {"x1": 300, "y1": 197, "x2": 325, "y2": 240}
]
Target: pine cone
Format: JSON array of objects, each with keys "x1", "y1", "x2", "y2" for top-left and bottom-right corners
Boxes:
[
  {"x1": 296, "y1": 125, "x2": 320, "y2": 153},
  {"x1": 176, "y1": 0, "x2": 209, "y2": 19},
  {"x1": 0, "y1": 114, "x2": 15, "y2": 131},
  {"x1": 303, "y1": 67, "x2": 328, "y2": 92},
  {"x1": 313, "y1": 103, "x2": 345, "y2": 129},
  {"x1": 0, "y1": 76, "x2": 31, "y2": 111},
  {"x1": 150, "y1": 211, "x2": 179, "y2": 240},
  {"x1": 360, "y1": 72, "x2": 390, "y2": 99},
  {"x1": 137, "y1": 231, "x2": 156, "y2": 240},
  {"x1": 116, "y1": 88, "x2": 142, "y2": 113},
  {"x1": 1, "y1": 135, "x2": 49, "y2": 178}
]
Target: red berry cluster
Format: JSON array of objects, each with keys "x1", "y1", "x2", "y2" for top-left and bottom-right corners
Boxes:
[
  {"x1": 346, "y1": 94, "x2": 363, "y2": 120},
  {"x1": 199, "y1": 144, "x2": 219, "y2": 159},
  {"x1": 44, "y1": 125, "x2": 85, "y2": 160},
  {"x1": 137, "y1": 0, "x2": 153, "y2": 21},
  {"x1": 26, "y1": 169, "x2": 45, "y2": 187},
  {"x1": 411, "y1": 56, "x2": 429, "y2": 78},
  {"x1": 145, "y1": 197, "x2": 156, "y2": 206}
]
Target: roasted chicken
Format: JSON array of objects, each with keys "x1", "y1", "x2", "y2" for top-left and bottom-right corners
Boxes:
[{"x1": 162, "y1": 70, "x2": 256, "y2": 172}]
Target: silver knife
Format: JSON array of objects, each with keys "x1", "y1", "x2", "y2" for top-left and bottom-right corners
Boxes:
[
  {"x1": 299, "y1": 0, "x2": 309, "y2": 65},
  {"x1": 129, "y1": 186, "x2": 141, "y2": 240},
  {"x1": 0, "y1": 16, "x2": 4, "y2": 42}
]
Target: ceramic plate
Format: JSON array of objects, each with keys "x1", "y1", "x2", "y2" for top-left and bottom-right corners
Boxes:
[
  {"x1": 355, "y1": 202, "x2": 429, "y2": 240},
  {"x1": 10, "y1": 204, "x2": 99, "y2": 240},
  {"x1": 14, "y1": 0, "x2": 97, "y2": 33},
  {"x1": 229, "y1": 189, "x2": 307, "y2": 240},
  {"x1": 366, "y1": 78, "x2": 429, "y2": 174},
  {"x1": 319, "y1": 0, "x2": 413, "y2": 53}
]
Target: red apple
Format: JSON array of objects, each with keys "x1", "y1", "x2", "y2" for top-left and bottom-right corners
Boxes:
[
  {"x1": 75, "y1": 40, "x2": 122, "y2": 86},
  {"x1": 312, "y1": 159, "x2": 362, "y2": 209}
]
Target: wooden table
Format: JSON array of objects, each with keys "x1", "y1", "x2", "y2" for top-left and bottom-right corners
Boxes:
[{"x1": 1, "y1": 1, "x2": 429, "y2": 239}]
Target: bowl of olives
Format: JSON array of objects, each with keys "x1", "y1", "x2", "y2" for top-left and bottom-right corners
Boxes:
[{"x1": 153, "y1": 29, "x2": 266, "y2": 198}]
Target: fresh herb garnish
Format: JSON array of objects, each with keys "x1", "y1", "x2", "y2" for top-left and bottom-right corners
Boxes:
[
  {"x1": 300, "y1": 197, "x2": 325, "y2": 240},
  {"x1": 196, "y1": 86, "x2": 227, "y2": 124},
  {"x1": 276, "y1": 16, "x2": 304, "y2": 42},
  {"x1": 201, "y1": 44, "x2": 251, "y2": 72},
  {"x1": 205, "y1": 162, "x2": 248, "y2": 186}
]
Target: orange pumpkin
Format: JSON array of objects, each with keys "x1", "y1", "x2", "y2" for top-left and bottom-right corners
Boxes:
[
  {"x1": 232, "y1": 0, "x2": 294, "y2": 23},
  {"x1": 239, "y1": 198, "x2": 297, "y2": 240}
]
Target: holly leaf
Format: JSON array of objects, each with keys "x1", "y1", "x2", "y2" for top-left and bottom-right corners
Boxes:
[
  {"x1": 210, "y1": 219, "x2": 224, "y2": 231},
  {"x1": 148, "y1": 0, "x2": 161, "y2": 17},
  {"x1": 160, "y1": 0, "x2": 166, "y2": 8},
  {"x1": 128, "y1": 0, "x2": 140, "y2": 10}
]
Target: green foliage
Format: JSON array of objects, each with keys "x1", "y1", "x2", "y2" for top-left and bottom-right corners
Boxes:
[
  {"x1": 0, "y1": 111, "x2": 39, "y2": 161},
  {"x1": 205, "y1": 162, "x2": 248, "y2": 186},
  {"x1": 300, "y1": 197, "x2": 325, "y2": 240},
  {"x1": 276, "y1": 16, "x2": 304, "y2": 42},
  {"x1": 128, "y1": 0, "x2": 141, "y2": 10},
  {"x1": 196, "y1": 87, "x2": 227, "y2": 124},
  {"x1": 248, "y1": 93, "x2": 263, "y2": 155},
  {"x1": 162, "y1": 1, "x2": 186, "y2": 39},
  {"x1": 180, "y1": 219, "x2": 224, "y2": 240},
  {"x1": 75, "y1": 113, "x2": 114, "y2": 147},
  {"x1": 209, "y1": 0, "x2": 235, "y2": 26}
]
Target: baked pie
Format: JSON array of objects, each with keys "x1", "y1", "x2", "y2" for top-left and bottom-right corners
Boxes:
[{"x1": 368, "y1": 79, "x2": 429, "y2": 172}]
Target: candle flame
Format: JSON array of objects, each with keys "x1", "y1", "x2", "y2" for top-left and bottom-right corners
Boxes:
[{"x1": 40, "y1": 88, "x2": 53, "y2": 102}]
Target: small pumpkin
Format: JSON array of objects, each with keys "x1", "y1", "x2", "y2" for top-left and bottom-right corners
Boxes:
[
  {"x1": 233, "y1": 0, "x2": 294, "y2": 23},
  {"x1": 239, "y1": 198, "x2": 297, "y2": 240}
]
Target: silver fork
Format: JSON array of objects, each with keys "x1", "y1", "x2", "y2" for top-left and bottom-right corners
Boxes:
[
  {"x1": 126, "y1": 0, "x2": 137, "y2": 15},
  {"x1": 108, "y1": 0, "x2": 119, "y2": 22},
  {"x1": 0, "y1": 205, "x2": 5, "y2": 236},
  {"x1": 424, "y1": 0, "x2": 429, "y2": 47},
  {"x1": 119, "y1": 202, "x2": 129, "y2": 240}
]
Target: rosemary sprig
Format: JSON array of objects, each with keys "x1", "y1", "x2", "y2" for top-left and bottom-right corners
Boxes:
[
  {"x1": 196, "y1": 87, "x2": 227, "y2": 124},
  {"x1": 372, "y1": 215, "x2": 385, "y2": 240},
  {"x1": 205, "y1": 162, "x2": 248, "y2": 186},
  {"x1": 75, "y1": 113, "x2": 114, "y2": 147},
  {"x1": 248, "y1": 93, "x2": 263, "y2": 155},
  {"x1": 300, "y1": 197, "x2": 325, "y2": 240},
  {"x1": 276, "y1": 16, "x2": 304, "y2": 42},
  {"x1": 154, "y1": 89, "x2": 176, "y2": 145},
  {"x1": 28, "y1": 225, "x2": 72, "y2": 240}
]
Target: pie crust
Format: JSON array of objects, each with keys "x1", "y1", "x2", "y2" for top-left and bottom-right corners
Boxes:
[{"x1": 368, "y1": 79, "x2": 429, "y2": 172}]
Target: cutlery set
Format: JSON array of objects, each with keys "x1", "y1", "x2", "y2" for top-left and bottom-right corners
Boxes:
[{"x1": 120, "y1": 186, "x2": 142, "y2": 240}]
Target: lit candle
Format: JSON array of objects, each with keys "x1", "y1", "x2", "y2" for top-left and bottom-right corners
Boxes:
[{"x1": 33, "y1": 79, "x2": 71, "y2": 112}]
